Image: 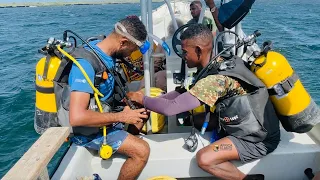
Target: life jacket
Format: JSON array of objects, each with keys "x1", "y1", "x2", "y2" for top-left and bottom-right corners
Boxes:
[
  {"x1": 34, "y1": 45, "x2": 128, "y2": 136},
  {"x1": 190, "y1": 54, "x2": 280, "y2": 143}
]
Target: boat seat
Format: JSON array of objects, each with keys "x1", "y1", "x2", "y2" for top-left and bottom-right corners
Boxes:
[{"x1": 52, "y1": 128, "x2": 320, "y2": 180}]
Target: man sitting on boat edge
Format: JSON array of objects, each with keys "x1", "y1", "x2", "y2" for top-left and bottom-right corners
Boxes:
[
  {"x1": 127, "y1": 24, "x2": 280, "y2": 180},
  {"x1": 67, "y1": 16, "x2": 150, "y2": 180}
]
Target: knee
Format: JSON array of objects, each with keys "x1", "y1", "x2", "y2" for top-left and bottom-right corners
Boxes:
[
  {"x1": 132, "y1": 140, "x2": 150, "y2": 162},
  {"x1": 196, "y1": 149, "x2": 216, "y2": 169}
]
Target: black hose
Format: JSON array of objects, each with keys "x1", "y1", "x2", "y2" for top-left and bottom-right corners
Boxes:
[
  {"x1": 214, "y1": 30, "x2": 240, "y2": 55},
  {"x1": 194, "y1": 40, "x2": 238, "y2": 84},
  {"x1": 69, "y1": 36, "x2": 77, "y2": 47},
  {"x1": 194, "y1": 30, "x2": 257, "y2": 85},
  {"x1": 119, "y1": 58, "x2": 144, "y2": 75},
  {"x1": 305, "y1": 168, "x2": 315, "y2": 180},
  {"x1": 63, "y1": 30, "x2": 136, "y2": 109}
]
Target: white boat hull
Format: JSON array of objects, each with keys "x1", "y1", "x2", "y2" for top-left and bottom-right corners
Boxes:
[{"x1": 52, "y1": 2, "x2": 320, "y2": 180}]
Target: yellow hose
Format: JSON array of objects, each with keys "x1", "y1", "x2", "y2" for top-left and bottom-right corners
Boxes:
[
  {"x1": 57, "y1": 46, "x2": 103, "y2": 97},
  {"x1": 57, "y1": 45, "x2": 112, "y2": 159},
  {"x1": 94, "y1": 93, "x2": 107, "y2": 139}
]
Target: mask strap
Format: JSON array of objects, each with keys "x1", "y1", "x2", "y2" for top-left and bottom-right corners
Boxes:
[{"x1": 114, "y1": 22, "x2": 143, "y2": 47}]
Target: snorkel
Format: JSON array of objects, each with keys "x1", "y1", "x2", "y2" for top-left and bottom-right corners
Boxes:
[
  {"x1": 115, "y1": 22, "x2": 170, "y2": 56},
  {"x1": 148, "y1": 33, "x2": 170, "y2": 56}
]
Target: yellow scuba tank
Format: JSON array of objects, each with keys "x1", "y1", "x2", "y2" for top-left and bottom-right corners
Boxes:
[
  {"x1": 251, "y1": 50, "x2": 320, "y2": 133},
  {"x1": 35, "y1": 56, "x2": 61, "y2": 113},
  {"x1": 141, "y1": 87, "x2": 166, "y2": 133},
  {"x1": 34, "y1": 55, "x2": 61, "y2": 134},
  {"x1": 147, "y1": 176, "x2": 177, "y2": 180}
]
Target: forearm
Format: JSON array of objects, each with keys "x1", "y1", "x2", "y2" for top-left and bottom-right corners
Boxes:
[
  {"x1": 70, "y1": 109, "x2": 123, "y2": 127},
  {"x1": 158, "y1": 90, "x2": 181, "y2": 100},
  {"x1": 143, "y1": 92, "x2": 201, "y2": 116},
  {"x1": 208, "y1": 2, "x2": 223, "y2": 32}
]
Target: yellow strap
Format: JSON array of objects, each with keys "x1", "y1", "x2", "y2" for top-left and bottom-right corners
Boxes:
[
  {"x1": 94, "y1": 93, "x2": 107, "y2": 137},
  {"x1": 57, "y1": 45, "x2": 107, "y2": 143},
  {"x1": 56, "y1": 45, "x2": 104, "y2": 97}
]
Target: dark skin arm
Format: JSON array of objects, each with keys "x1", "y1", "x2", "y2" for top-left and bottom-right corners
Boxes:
[
  {"x1": 69, "y1": 91, "x2": 149, "y2": 127},
  {"x1": 205, "y1": 0, "x2": 224, "y2": 32},
  {"x1": 127, "y1": 91, "x2": 218, "y2": 132}
]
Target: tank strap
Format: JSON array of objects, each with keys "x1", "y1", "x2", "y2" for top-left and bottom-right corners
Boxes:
[
  {"x1": 72, "y1": 47, "x2": 128, "y2": 105},
  {"x1": 35, "y1": 85, "x2": 54, "y2": 94},
  {"x1": 71, "y1": 47, "x2": 105, "y2": 73},
  {"x1": 268, "y1": 72, "x2": 299, "y2": 96},
  {"x1": 42, "y1": 55, "x2": 51, "y2": 80}
]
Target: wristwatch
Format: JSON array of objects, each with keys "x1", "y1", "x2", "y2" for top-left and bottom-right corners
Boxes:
[{"x1": 210, "y1": 6, "x2": 216, "y2": 13}]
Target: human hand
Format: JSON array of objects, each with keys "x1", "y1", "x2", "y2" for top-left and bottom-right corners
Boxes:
[
  {"x1": 126, "y1": 91, "x2": 144, "y2": 105},
  {"x1": 120, "y1": 106, "x2": 149, "y2": 124}
]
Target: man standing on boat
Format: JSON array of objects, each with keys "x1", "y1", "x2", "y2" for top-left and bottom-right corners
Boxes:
[
  {"x1": 187, "y1": 1, "x2": 213, "y2": 28},
  {"x1": 68, "y1": 16, "x2": 150, "y2": 180},
  {"x1": 127, "y1": 24, "x2": 280, "y2": 180}
]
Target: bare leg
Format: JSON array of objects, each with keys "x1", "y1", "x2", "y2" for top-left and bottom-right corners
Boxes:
[
  {"x1": 117, "y1": 134, "x2": 150, "y2": 180},
  {"x1": 196, "y1": 137, "x2": 246, "y2": 180}
]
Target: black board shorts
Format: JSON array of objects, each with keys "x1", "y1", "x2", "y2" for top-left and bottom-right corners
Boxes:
[{"x1": 228, "y1": 135, "x2": 280, "y2": 163}]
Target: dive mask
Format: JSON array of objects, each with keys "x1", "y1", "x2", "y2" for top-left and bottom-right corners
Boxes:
[{"x1": 115, "y1": 22, "x2": 150, "y2": 54}]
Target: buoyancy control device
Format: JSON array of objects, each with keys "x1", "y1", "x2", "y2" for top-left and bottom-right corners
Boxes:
[
  {"x1": 198, "y1": 30, "x2": 320, "y2": 134},
  {"x1": 34, "y1": 29, "x2": 148, "y2": 134}
]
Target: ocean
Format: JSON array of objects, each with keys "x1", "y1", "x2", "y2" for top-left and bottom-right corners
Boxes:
[{"x1": 0, "y1": 0, "x2": 319, "y2": 177}]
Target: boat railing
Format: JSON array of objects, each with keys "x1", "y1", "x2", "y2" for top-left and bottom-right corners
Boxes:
[{"x1": 2, "y1": 127, "x2": 70, "y2": 180}]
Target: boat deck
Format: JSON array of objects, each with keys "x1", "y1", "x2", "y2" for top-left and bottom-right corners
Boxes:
[
  {"x1": 52, "y1": 51, "x2": 320, "y2": 180},
  {"x1": 51, "y1": 128, "x2": 320, "y2": 180}
]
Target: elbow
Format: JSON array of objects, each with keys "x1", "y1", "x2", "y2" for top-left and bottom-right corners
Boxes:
[
  {"x1": 159, "y1": 107, "x2": 178, "y2": 116},
  {"x1": 69, "y1": 110, "x2": 85, "y2": 127},
  {"x1": 69, "y1": 114, "x2": 79, "y2": 127}
]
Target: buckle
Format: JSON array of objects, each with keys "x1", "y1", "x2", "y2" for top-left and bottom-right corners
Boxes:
[
  {"x1": 269, "y1": 72, "x2": 299, "y2": 96},
  {"x1": 280, "y1": 78, "x2": 294, "y2": 94}
]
